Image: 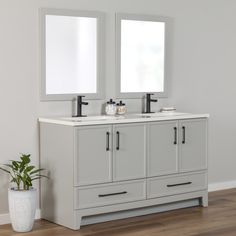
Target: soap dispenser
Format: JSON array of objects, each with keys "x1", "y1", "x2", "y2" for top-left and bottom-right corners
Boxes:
[
  {"x1": 116, "y1": 101, "x2": 126, "y2": 115},
  {"x1": 105, "y1": 99, "x2": 117, "y2": 116}
]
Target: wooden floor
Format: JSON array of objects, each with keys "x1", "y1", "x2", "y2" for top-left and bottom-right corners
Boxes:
[{"x1": 2, "y1": 189, "x2": 236, "y2": 236}]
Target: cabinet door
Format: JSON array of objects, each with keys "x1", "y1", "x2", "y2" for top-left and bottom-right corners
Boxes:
[
  {"x1": 75, "y1": 125, "x2": 112, "y2": 186},
  {"x1": 179, "y1": 119, "x2": 207, "y2": 172},
  {"x1": 148, "y1": 121, "x2": 178, "y2": 177},
  {"x1": 113, "y1": 123, "x2": 146, "y2": 181}
]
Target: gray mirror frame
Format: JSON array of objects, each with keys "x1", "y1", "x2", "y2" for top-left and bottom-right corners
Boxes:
[
  {"x1": 115, "y1": 13, "x2": 172, "y2": 99},
  {"x1": 40, "y1": 8, "x2": 105, "y2": 101}
]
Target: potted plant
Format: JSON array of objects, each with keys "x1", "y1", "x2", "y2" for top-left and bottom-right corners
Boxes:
[{"x1": 0, "y1": 154, "x2": 47, "y2": 232}]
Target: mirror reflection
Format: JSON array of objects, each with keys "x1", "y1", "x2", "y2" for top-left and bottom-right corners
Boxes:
[
  {"x1": 117, "y1": 14, "x2": 167, "y2": 95},
  {"x1": 45, "y1": 15, "x2": 97, "y2": 95}
]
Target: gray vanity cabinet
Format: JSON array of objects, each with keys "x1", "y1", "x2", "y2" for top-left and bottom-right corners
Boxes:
[
  {"x1": 113, "y1": 123, "x2": 146, "y2": 181},
  {"x1": 75, "y1": 125, "x2": 112, "y2": 186},
  {"x1": 148, "y1": 121, "x2": 178, "y2": 177},
  {"x1": 40, "y1": 116, "x2": 208, "y2": 230},
  {"x1": 179, "y1": 119, "x2": 207, "y2": 172}
]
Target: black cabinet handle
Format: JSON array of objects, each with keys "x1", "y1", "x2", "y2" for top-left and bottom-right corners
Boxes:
[
  {"x1": 182, "y1": 126, "x2": 186, "y2": 144},
  {"x1": 116, "y1": 131, "x2": 120, "y2": 150},
  {"x1": 106, "y1": 132, "x2": 110, "y2": 151},
  {"x1": 167, "y1": 182, "x2": 192, "y2": 187},
  {"x1": 174, "y1": 127, "x2": 177, "y2": 145},
  {"x1": 98, "y1": 191, "x2": 127, "y2": 197}
]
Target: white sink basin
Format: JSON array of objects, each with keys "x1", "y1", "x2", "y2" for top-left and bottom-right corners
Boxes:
[
  {"x1": 136, "y1": 112, "x2": 188, "y2": 118},
  {"x1": 61, "y1": 115, "x2": 124, "y2": 122}
]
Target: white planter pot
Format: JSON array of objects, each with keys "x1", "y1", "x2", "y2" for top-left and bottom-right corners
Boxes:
[{"x1": 8, "y1": 188, "x2": 37, "y2": 232}]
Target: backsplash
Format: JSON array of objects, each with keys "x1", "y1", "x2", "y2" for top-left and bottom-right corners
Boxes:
[{"x1": 39, "y1": 98, "x2": 172, "y2": 117}]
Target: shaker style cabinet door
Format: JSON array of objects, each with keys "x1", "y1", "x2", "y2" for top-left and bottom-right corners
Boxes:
[
  {"x1": 147, "y1": 121, "x2": 178, "y2": 177},
  {"x1": 179, "y1": 119, "x2": 207, "y2": 172},
  {"x1": 75, "y1": 125, "x2": 112, "y2": 186},
  {"x1": 113, "y1": 123, "x2": 146, "y2": 181}
]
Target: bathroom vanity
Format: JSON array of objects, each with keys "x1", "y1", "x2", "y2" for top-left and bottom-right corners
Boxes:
[
  {"x1": 39, "y1": 113, "x2": 208, "y2": 230},
  {"x1": 39, "y1": 8, "x2": 208, "y2": 230}
]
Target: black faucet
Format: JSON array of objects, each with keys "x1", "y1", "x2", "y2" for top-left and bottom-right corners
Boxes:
[
  {"x1": 144, "y1": 93, "x2": 158, "y2": 113},
  {"x1": 73, "y1": 96, "x2": 89, "y2": 117}
]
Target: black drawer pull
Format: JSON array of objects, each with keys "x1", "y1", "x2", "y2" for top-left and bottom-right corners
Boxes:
[
  {"x1": 182, "y1": 126, "x2": 186, "y2": 144},
  {"x1": 98, "y1": 191, "x2": 127, "y2": 198},
  {"x1": 106, "y1": 132, "x2": 110, "y2": 151},
  {"x1": 174, "y1": 127, "x2": 177, "y2": 145},
  {"x1": 167, "y1": 182, "x2": 192, "y2": 187},
  {"x1": 116, "y1": 131, "x2": 120, "y2": 150}
]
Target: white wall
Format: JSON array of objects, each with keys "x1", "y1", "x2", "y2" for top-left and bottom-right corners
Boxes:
[{"x1": 0, "y1": 0, "x2": 236, "y2": 214}]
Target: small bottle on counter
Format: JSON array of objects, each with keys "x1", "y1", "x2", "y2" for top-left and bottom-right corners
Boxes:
[
  {"x1": 116, "y1": 100, "x2": 126, "y2": 115},
  {"x1": 105, "y1": 99, "x2": 117, "y2": 116}
]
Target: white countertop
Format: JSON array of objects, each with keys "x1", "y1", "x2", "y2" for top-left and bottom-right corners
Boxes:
[{"x1": 39, "y1": 112, "x2": 209, "y2": 126}]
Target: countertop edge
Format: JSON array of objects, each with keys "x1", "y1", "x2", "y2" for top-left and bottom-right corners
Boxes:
[{"x1": 38, "y1": 113, "x2": 209, "y2": 126}]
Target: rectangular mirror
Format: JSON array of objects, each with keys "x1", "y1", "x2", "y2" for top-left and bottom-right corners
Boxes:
[
  {"x1": 40, "y1": 9, "x2": 105, "y2": 100},
  {"x1": 116, "y1": 13, "x2": 170, "y2": 98}
]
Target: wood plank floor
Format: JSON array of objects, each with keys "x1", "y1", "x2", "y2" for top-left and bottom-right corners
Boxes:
[{"x1": 1, "y1": 189, "x2": 236, "y2": 236}]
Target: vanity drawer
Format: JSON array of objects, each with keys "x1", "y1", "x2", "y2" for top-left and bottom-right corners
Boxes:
[
  {"x1": 147, "y1": 172, "x2": 207, "y2": 199},
  {"x1": 75, "y1": 180, "x2": 146, "y2": 209}
]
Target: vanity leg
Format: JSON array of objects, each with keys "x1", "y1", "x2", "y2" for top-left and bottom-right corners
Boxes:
[
  {"x1": 74, "y1": 213, "x2": 82, "y2": 230},
  {"x1": 200, "y1": 193, "x2": 208, "y2": 207}
]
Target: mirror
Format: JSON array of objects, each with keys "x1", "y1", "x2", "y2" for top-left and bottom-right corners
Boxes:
[
  {"x1": 116, "y1": 13, "x2": 170, "y2": 98},
  {"x1": 40, "y1": 9, "x2": 105, "y2": 100}
]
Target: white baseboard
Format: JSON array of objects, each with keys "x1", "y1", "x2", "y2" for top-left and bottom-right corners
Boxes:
[
  {"x1": 208, "y1": 180, "x2": 236, "y2": 192},
  {"x1": 0, "y1": 209, "x2": 41, "y2": 226},
  {"x1": 0, "y1": 213, "x2": 10, "y2": 226},
  {"x1": 1, "y1": 181, "x2": 236, "y2": 226}
]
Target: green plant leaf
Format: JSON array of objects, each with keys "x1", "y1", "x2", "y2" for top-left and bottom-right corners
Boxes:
[
  {"x1": 31, "y1": 177, "x2": 41, "y2": 181},
  {"x1": 26, "y1": 178, "x2": 32, "y2": 187},
  {"x1": 12, "y1": 161, "x2": 19, "y2": 170},
  {"x1": 32, "y1": 174, "x2": 49, "y2": 179},
  {"x1": 0, "y1": 167, "x2": 10, "y2": 174},
  {"x1": 30, "y1": 168, "x2": 44, "y2": 175},
  {"x1": 1, "y1": 154, "x2": 47, "y2": 189},
  {"x1": 20, "y1": 154, "x2": 31, "y2": 164},
  {"x1": 3, "y1": 164, "x2": 13, "y2": 169},
  {"x1": 24, "y1": 166, "x2": 35, "y2": 173},
  {"x1": 19, "y1": 160, "x2": 26, "y2": 173}
]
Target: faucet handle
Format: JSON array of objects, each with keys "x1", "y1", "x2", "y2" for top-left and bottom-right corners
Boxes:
[
  {"x1": 77, "y1": 95, "x2": 88, "y2": 105},
  {"x1": 77, "y1": 95, "x2": 86, "y2": 101}
]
